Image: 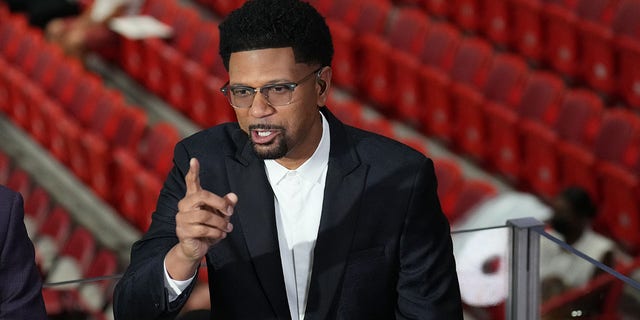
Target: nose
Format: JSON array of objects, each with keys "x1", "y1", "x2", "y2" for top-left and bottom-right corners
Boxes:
[{"x1": 249, "y1": 92, "x2": 275, "y2": 118}]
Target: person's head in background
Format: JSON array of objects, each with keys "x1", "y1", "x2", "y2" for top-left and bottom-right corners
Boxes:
[
  {"x1": 217, "y1": 0, "x2": 334, "y2": 169},
  {"x1": 549, "y1": 186, "x2": 598, "y2": 245}
]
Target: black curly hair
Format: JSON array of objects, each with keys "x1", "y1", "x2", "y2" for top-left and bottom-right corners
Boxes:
[{"x1": 218, "y1": 0, "x2": 334, "y2": 71}]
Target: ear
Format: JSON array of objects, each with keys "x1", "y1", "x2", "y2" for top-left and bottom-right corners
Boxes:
[{"x1": 316, "y1": 66, "x2": 332, "y2": 107}]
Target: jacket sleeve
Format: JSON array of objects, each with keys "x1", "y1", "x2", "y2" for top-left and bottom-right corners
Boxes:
[
  {"x1": 0, "y1": 189, "x2": 47, "y2": 319},
  {"x1": 113, "y1": 143, "x2": 198, "y2": 320},
  {"x1": 395, "y1": 159, "x2": 463, "y2": 319}
]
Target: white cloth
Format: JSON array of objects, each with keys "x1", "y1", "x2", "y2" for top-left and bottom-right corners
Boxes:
[
  {"x1": 265, "y1": 112, "x2": 330, "y2": 320},
  {"x1": 89, "y1": 0, "x2": 143, "y2": 23},
  {"x1": 163, "y1": 112, "x2": 330, "y2": 319},
  {"x1": 452, "y1": 192, "x2": 552, "y2": 306},
  {"x1": 540, "y1": 228, "x2": 615, "y2": 288}
]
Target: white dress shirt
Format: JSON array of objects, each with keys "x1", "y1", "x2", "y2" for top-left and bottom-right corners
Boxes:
[{"x1": 164, "y1": 112, "x2": 330, "y2": 320}]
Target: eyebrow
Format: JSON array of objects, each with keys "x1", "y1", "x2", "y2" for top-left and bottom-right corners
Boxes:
[{"x1": 229, "y1": 77, "x2": 297, "y2": 87}]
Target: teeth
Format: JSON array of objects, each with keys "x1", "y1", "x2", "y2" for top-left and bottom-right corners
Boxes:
[{"x1": 257, "y1": 131, "x2": 272, "y2": 137}]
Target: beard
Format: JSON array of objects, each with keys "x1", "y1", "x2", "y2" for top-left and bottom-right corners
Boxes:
[
  {"x1": 248, "y1": 124, "x2": 289, "y2": 159},
  {"x1": 252, "y1": 138, "x2": 288, "y2": 159}
]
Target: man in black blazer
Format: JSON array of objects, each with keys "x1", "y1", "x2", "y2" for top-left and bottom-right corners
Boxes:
[
  {"x1": 0, "y1": 184, "x2": 47, "y2": 319},
  {"x1": 113, "y1": 0, "x2": 462, "y2": 319}
]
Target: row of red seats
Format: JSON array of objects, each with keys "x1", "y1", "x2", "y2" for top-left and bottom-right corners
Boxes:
[
  {"x1": 117, "y1": 0, "x2": 236, "y2": 129},
  {"x1": 0, "y1": 151, "x2": 118, "y2": 318},
  {"x1": 387, "y1": 0, "x2": 640, "y2": 109},
  {"x1": 0, "y1": 9, "x2": 179, "y2": 231}
]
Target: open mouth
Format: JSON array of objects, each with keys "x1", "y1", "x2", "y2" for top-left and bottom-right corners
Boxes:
[{"x1": 250, "y1": 127, "x2": 283, "y2": 144}]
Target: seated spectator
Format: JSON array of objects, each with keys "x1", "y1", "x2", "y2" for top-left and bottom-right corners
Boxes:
[
  {"x1": 540, "y1": 186, "x2": 617, "y2": 300},
  {"x1": 45, "y1": 0, "x2": 143, "y2": 58}
]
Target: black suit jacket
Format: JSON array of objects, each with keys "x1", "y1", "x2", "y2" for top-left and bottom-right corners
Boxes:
[
  {"x1": 0, "y1": 185, "x2": 47, "y2": 319},
  {"x1": 113, "y1": 108, "x2": 462, "y2": 319}
]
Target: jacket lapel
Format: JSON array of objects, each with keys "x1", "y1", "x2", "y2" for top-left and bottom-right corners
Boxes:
[
  {"x1": 226, "y1": 134, "x2": 290, "y2": 319},
  {"x1": 305, "y1": 108, "x2": 367, "y2": 319}
]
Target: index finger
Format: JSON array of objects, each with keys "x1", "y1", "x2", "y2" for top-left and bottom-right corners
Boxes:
[{"x1": 185, "y1": 158, "x2": 202, "y2": 195}]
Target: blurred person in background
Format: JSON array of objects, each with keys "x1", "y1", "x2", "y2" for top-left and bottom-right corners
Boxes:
[
  {"x1": 113, "y1": 0, "x2": 462, "y2": 319},
  {"x1": 0, "y1": 184, "x2": 47, "y2": 319},
  {"x1": 540, "y1": 186, "x2": 617, "y2": 300},
  {"x1": 44, "y1": 0, "x2": 143, "y2": 58}
]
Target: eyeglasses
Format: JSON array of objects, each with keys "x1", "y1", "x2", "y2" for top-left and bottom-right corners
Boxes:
[{"x1": 220, "y1": 67, "x2": 323, "y2": 108}]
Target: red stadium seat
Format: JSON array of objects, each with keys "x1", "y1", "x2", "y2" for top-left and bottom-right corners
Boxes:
[
  {"x1": 433, "y1": 158, "x2": 464, "y2": 218},
  {"x1": 485, "y1": 71, "x2": 564, "y2": 181},
  {"x1": 414, "y1": 23, "x2": 461, "y2": 138},
  {"x1": 77, "y1": 249, "x2": 119, "y2": 312},
  {"x1": 449, "y1": 179, "x2": 498, "y2": 223},
  {"x1": 111, "y1": 148, "x2": 141, "y2": 222},
  {"x1": 29, "y1": 98, "x2": 66, "y2": 151},
  {"x1": 358, "y1": 8, "x2": 430, "y2": 112},
  {"x1": 521, "y1": 89, "x2": 603, "y2": 199},
  {"x1": 451, "y1": 0, "x2": 481, "y2": 32},
  {"x1": 577, "y1": 0, "x2": 631, "y2": 95},
  {"x1": 510, "y1": 0, "x2": 545, "y2": 62},
  {"x1": 134, "y1": 170, "x2": 163, "y2": 231},
  {"x1": 187, "y1": 67, "x2": 236, "y2": 128},
  {"x1": 138, "y1": 122, "x2": 181, "y2": 178},
  {"x1": 6, "y1": 168, "x2": 32, "y2": 199},
  {"x1": 599, "y1": 162, "x2": 640, "y2": 254},
  {"x1": 617, "y1": 36, "x2": 640, "y2": 110},
  {"x1": 453, "y1": 53, "x2": 529, "y2": 162},
  {"x1": 559, "y1": 108, "x2": 640, "y2": 202},
  {"x1": 481, "y1": 0, "x2": 510, "y2": 47},
  {"x1": 424, "y1": 0, "x2": 450, "y2": 18},
  {"x1": 542, "y1": 1, "x2": 580, "y2": 77},
  {"x1": 35, "y1": 207, "x2": 72, "y2": 274}
]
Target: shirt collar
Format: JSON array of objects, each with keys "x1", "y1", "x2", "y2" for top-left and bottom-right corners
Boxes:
[{"x1": 265, "y1": 112, "x2": 330, "y2": 186}]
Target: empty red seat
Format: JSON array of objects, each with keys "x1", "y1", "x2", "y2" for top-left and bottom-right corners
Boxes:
[
  {"x1": 521, "y1": 89, "x2": 603, "y2": 199},
  {"x1": 6, "y1": 168, "x2": 31, "y2": 199},
  {"x1": 357, "y1": 8, "x2": 430, "y2": 111},
  {"x1": 433, "y1": 158, "x2": 464, "y2": 218},
  {"x1": 412, "y1": 23, "x2": 461, "y2": 137},
  {"x1": 425, "y1": 36, "x2": 492, "y2": 143},
  {"x1": 134, "y1": 170, "x2": 164, "y2": 231},
  {"x1": 35, "y1": 207, "x2": 72, "y2": 274},
  {"x1": 453, "y1": 53, "x2": 529, "y2": 162},
  {"x1": 510, "y1": 0, "x2": 545, "y2": 62},
  {"x1": 485, "y1": 71, "x2": 564, "y2": 181},
  {"x1": 186, "y1": 67, "x2": 235, "y2": 128},
  {"x1": 577, "y1": 0, "x2": 632, "y2": 95},
  {"x1": 451, "y1": 0, "x2": 482, "y2": 31},
  {"x1": 424, "y1": 0, "x2": 450, "y2": 18},
  {"x1": 138, "y1": 122, "x2": 181, "y2": 178},
  {"x1": 77, "y1": 249, "x2": 119, "y2": 312},
  {"x1": 617, "y1": 35, "x2": 640, "y2": 110},
  {"x1": 598, "y1": 161, "x2": 640, "y2": 254},
  {"x1": 481, "y1": 0, "x2": 510, "y2": 47},
  {"x1": 559, "y1": 108, "x2": 640, "y2": 202},
  {"x1": 449, "y1": 179, "x2": 498, "y2": 223}
]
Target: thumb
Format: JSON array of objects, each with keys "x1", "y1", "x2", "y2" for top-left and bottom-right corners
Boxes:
[
  {"x1": 185, "y1": 158, "x2": 202, "y2": 195},
  {"x1": 222, "y1": 192, "x2": 238, "y2": 216}
]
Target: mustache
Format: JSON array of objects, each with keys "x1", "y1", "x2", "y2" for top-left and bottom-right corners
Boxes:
[{"x1": 248, "y1": 124, "x2": 285, "y2": 131}]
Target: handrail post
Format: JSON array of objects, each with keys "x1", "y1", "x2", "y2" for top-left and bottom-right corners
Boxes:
[{"x1": 506, "y1": 217, "x2": 544, "y2": 320}]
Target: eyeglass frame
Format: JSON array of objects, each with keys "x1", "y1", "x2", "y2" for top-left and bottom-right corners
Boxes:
[{"x1": 220, "y1": 67, "x2": 324, "y2": 108}]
